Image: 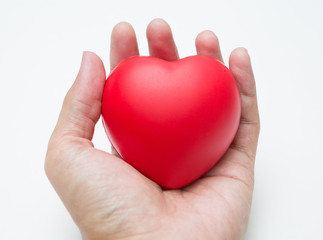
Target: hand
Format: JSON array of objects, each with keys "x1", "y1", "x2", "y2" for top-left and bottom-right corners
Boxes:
[{"x1": 45, "y1": 19, "x2": 260, "y2": 240}]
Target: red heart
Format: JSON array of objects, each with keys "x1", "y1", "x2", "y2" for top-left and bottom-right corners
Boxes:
[{"x1": 102, "y1": 55, "x2": 241, "y2": 189}]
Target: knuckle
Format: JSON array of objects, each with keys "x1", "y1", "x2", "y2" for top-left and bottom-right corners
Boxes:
[
  {"x1": 45, "y1": 134, "x2": 92, "y2": 179},
  {"x1": 44, "y1": 138, "x2": 62, "y2": 179},
  {"x1": 44, "y1": 136, "x2": 72, "y2": 179}
]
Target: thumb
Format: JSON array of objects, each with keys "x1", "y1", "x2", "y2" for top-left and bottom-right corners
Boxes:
[{"x1": 52, "y1": 51, "x2": 106, "y2": 142}]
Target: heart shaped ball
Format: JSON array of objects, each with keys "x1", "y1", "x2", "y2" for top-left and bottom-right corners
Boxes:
[{"x1": 102, "y1": 55, "x2": 241, "y2": 189}]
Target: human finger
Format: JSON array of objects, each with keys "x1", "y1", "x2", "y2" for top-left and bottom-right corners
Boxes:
[
  {"x1": 110, "y1": 22, "x2": 139, "y2": 70},
  {"x1": 229, "y1": 47, "x2": 260, "y2": 160},
  {"x1": 146, "y1": 18, "x2": 179, "y2": 61},
  {"x1": 195, "y1": 30, "x2": 223, "y2": 62},
  {"x1": 51, "y1": 51, "x2": 106, "y2": 142}
]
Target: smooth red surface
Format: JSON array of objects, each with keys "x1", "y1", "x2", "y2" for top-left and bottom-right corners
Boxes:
[{"x1": 102, "y1": 55, "x2": 241, "y2": 189}]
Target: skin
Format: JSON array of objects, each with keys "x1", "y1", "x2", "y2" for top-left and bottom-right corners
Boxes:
[{"x1": 45, "y1": 19, "x2": 260, "y2": 240}]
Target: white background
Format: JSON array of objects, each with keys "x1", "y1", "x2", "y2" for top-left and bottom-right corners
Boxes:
[{"x1": 1, "y1": 0, "x2": 322, "y2": 239}]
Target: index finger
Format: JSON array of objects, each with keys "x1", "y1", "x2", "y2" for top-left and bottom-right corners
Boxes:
[
  {"x1": 109, "y1": 22, "x2": 139, "y2": 156},
  {"x1": 110, "y1": 22, "x2": 139, "y2": 70}
]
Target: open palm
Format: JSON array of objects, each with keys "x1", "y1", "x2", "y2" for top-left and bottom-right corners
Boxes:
[{"x1": 45, "y1": 19, "x2": 260, "y2": 240}]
